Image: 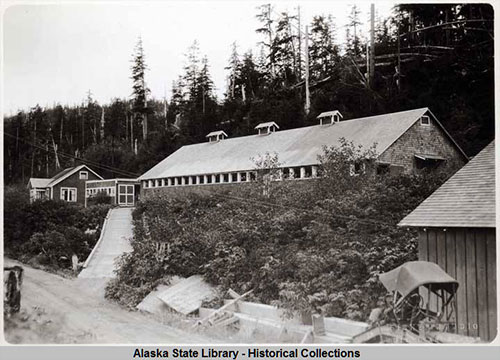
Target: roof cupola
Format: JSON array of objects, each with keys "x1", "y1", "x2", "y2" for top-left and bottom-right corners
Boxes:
[
  {"x1": 206, "y1": 130, "x2": 228, "y2": 143},
  {"x1": 255, "y1": 121, "x2": 279, "y2": 135},
  {"x1": 317, "y1": 110, "x2": 343, "y2": 125}
]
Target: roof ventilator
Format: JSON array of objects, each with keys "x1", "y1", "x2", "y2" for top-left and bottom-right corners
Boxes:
[
  {"x1": 317, "y1": 110, "x2": 343, "y2": 125},
  {"x1": 206, "y1": 130, "x2": 228, "y2": 143},
  {"x1": 255, "y1": 122, "x2": 279, "y2": 135}
]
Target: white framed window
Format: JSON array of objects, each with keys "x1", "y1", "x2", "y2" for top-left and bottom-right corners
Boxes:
[
  {"x1": 79, "y1": 171, "x2": 88, "y2": 180},
  {"x1": 420, "y1": 115, "x2": 430, "y2": 126},
  {"x1": 60, "y1": 187, "x2": 77, "y2": 202},
  {"x1": 349, "y1": 162, "x2": 366, "y2": 176}
]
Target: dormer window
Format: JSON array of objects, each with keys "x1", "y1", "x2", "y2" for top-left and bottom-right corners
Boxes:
[
  {"x1": 206, "y1": 130, "x2": 228, "y2": 143},
  {"x1": 420, "y1": 115, "x2": 430, "y2": 126},
  {"x1": 317, "y1": 110, "x2": 343, "y2": 125},
  {"x1": 255, "y1": 121, "x2": 279, "y2": 135}
]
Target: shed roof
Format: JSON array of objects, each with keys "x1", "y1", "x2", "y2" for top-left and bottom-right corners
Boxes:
[
  {"x1": 399, "y1": 141, "x2": 495, "y2": 228},
  {"x1": 139, "y1": 108, "x2": 463, "y2": 180},
  {"x1": 28, "y1": 178, "x2": 51, "y2": 188}
]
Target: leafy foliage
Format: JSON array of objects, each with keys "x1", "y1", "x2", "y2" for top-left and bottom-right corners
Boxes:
[{"x1": 3, "y1": 190, "x2": 112, "y2": 271}]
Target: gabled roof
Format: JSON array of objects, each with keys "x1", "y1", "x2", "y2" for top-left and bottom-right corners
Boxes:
[
  {"x1": 317, "y1": 110, "x2": 343, "y2": 119},
  {"x1": 28, "y1": 178, "x2": 51, "y2": 189},
  {"x1": 206, "y1": 130, "x2": 228, "y2": 138},
  {"x1": 139, "y1": 108, "x2": 465, "y2": 180},
  {"x1": 399, "y1": 141, "x2": 495, "y2": 228},
  {"x1": 47, "y1": 165, "x2": 103, "y2": 187},
  {"x1": 255, "y1": 121, "x2": 279, "y2": 129}
]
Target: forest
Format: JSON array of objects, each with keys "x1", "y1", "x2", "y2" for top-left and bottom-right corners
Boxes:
[{"x1": 3, "y1": 3, "x2": 494, "y2": 185}]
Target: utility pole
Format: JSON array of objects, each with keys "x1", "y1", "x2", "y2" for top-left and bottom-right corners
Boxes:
[
  {"x1": 131, "y1": 113, "x2": 134, "y2": 151},
  {"x1": 297, "y1": 6, "x2": 302, "y2": 77},
  {"x1": 45, "y1": 143, "x2": 49, "y2": 177},
  {"x1": 304, "y1": 25, "x2": 310, "y2": 115},
  {"x1": 59, "y1": 107, "x2": 64, "y2": 143},
  {"x1": 397, "y1": 19, "x2": 401, "y2": 92},
  {"x1": 52, "y1": 136, "x2": 61, "y2": 169},
  {"x1": 369, "y1": 3, "x2": 375, "y2": 88},
  {"x1": 100, "y1": 106, "x2": 105, "y2": 142}
]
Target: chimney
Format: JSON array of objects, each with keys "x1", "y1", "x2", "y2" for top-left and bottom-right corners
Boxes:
[
  {"x1": 317, "y1": 110, "x2": 343, "y2": 125},
  {"x1": 206, "y1": 130, "x2": 228, "y2": 143},
  {"x1": 255, "y1": 121, "x2": 279, "y2": 135}
]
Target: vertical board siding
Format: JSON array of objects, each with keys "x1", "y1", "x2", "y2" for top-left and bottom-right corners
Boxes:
[
  {"x1": 465, "y1": 229, "x2": 479, "y2": 338},
  {"x1": 445, "y1": 231, "x2": 456, "y2": 326},
  {"x1": 419, "y1": 231, "x2": 428, "y2": 261},
  {"x1": 419, "y1": 231, "x2": 429, "y2": 308},
  {"x1": 475, "y1": 229, "x2": 489, "y2": 340},
  {"x1": 486, "y1": 229, "x2": 497, "y2": 341},
  {"x1": 436, "y1": 231, "x2": 447, "y2": 317},
  {"x1": 451, "y1": 229, "x2": 468, "y2": 336},
  {"x1": 427, "y1": 230, "x2": 439, "y2": 313},
  {"x1": 418, "y1": 227, "x2": 496, "y2": 342}
]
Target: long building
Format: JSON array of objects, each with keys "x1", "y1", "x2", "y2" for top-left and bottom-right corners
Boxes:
[{"x1": 139, "y1": 108, "x2": 467, "y2": 193}]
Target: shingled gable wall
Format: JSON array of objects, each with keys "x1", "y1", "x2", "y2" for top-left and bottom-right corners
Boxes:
[
  {"x1": 52, "y1": 169, "x2": 101, "y2": 205},
  {"x1": 377, "y1": 115, "x2": 466, "y2": 173}
]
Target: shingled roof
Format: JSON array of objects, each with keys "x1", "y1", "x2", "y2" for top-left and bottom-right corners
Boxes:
[
  {"x1": 139, "y1": 108, "x2": 463, "y2": 180},
  {"x1": 399, "y1": 141, "x2": 495, "y2": 228}
]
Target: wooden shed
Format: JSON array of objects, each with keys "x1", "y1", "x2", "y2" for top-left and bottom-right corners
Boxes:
[
  {"x1": 399, "y1": 141, "x2": 496, "y2": 342},
  {"x1": 85, "y1": 178, "x2": 140, "y2": 207}
]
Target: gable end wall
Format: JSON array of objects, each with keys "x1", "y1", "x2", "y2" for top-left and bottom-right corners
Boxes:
[
  {"x1": 377, "y1": 117, "x2": 466, "y2": 172},
  {"x1": 52, "y1": 170, "x2": 101, "y2": 205}
]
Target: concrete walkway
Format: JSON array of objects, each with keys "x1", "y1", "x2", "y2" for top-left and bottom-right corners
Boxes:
[{"x1": 77, "y1": 207, "x2": 134, "y2": 295}]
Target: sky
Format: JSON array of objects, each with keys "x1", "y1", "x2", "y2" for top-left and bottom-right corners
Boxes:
[{"x1": 2, "y1": 0, "x2": 396, "y2": 115}]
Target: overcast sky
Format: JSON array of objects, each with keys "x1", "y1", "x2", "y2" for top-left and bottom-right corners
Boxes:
[{"x1": 3, "y1": 1, "x2": 396, "y2": 115}]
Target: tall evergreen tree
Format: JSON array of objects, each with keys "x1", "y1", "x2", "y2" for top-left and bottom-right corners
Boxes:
[
  {"x1": 130, "y1": 36, "x2": 150, "y2": 141},
  {"x1": 309, "y1": 15, "x2": 339, "y2": 81},
  {"x1": 346, "y1": 5, "x2": 363, "y2": 57},
  {"x1": 225, "y1": 42, "x2": 241, "y2": 99}
]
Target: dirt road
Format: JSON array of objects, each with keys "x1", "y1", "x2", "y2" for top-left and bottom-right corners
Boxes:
[{"x1": 3, "y1": 259, "x2": 215, "y2": 344}]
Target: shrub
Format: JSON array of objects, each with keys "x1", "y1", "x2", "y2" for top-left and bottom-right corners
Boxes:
[
  {"x1": 4, "y1": 193, "x2": 111, "y2": 272},
  {"x1": 87, "y1": 192, "x2": 113, "y2": 206}
]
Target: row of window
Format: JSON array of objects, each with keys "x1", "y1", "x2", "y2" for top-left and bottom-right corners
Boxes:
[
  {"x1": 86, "y1": 187, "x2": 115, "y2": 197},
  {"x1": 143, "y1": 166, "x2": 321, "y2": 189}
]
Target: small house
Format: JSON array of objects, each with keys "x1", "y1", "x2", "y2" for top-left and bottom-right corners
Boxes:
[
  {"x1": 399, "y1": 141, "x2": 496, "y2": 342},
  {"x1": 27, "y1": 165, "x2": 103, "y2": 205}
]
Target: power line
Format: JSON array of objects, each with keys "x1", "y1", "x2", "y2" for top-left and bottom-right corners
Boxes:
[
  {"x1": 196, "y1": 185, "x2": 397, "y2": 228},
  {"x1": 3, "y1": 132, "x2": 140, "y2": 178}
]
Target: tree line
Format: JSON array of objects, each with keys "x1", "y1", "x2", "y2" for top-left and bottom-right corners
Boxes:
[{"x1": 4, "y1": 3, "x2": 494, "y2": 185}]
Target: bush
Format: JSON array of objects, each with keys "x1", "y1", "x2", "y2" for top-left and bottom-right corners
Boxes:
[
  {"x1": 87, "y1": 192, "x2": 113, "y2": 206},
  {"x1": 4, "y1": 194, "x2": 111, "y2": 272}
]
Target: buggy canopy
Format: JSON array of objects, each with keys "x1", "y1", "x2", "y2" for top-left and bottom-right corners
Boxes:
[{"x1": 379, "y1": 261, "x2": 458, "y2": 298}]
